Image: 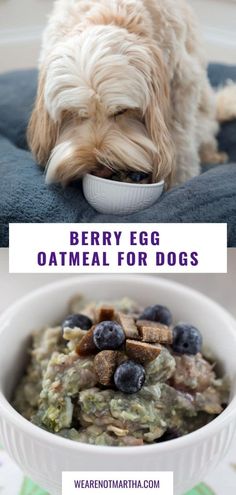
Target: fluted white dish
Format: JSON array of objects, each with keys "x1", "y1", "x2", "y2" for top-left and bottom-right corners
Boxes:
[
  {"x1": 82, "y1": 174, "x2": 164, "y2": 214},
  {"x1": 0, "y1": 275, "x2": 236, "y2": 495}
]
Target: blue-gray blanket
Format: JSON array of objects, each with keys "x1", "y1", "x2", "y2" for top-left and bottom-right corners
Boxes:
[{"x1": 0, "y1": 64, "x2": 236, "y2": 247}]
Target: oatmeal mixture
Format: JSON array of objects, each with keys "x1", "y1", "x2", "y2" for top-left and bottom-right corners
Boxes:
[{"x1": 13, "y1": 296, "x2": 229, "y2": 446}]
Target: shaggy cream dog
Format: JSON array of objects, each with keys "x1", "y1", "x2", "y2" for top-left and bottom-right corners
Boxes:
[{"x1": 28, "y1": 0, "x2": 235, "y2": 186}]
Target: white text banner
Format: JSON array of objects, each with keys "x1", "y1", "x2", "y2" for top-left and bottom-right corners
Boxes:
[{"x1": 9, "y1": 223, "x2": 227, "y2": 273}]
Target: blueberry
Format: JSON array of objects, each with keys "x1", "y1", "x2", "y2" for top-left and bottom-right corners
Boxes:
[
  {"x1": 139, "y1": 304, "x2": 172, "y2": 326},
  {"x1": 172, "y1": 323, "x2": 202, "y2": 355},
  {"x1": 155, "y1": 429, "x2": 180, "y2": 443},
  {"x1": 62, "y1": 314, "x2": 92, "y2": 331},
  {"x1": 93, "y1": 321, "x2": 125, "y2": 350},
  {"x1": 128, "y1": 172, "x2": 150, "y2": 182},
  {"x1": 114, "y1": 360, "x2": 145, "y2": 394}
]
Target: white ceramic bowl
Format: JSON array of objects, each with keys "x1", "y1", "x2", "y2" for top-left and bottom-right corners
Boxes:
[
  {"x1": 0, "y1": 275, "x2": 236, "y2": 495},
  {"x1": 82, "y1": 174, "x2": 164, "y2": 214}
]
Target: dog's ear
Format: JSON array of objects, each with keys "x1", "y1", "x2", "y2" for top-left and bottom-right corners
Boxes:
[
  {"x1": 144, "y1": 43, "x2": 175, "y2": 186},
  {"x1": 27, "y1": 70, "x2": 59, "y2": 166}
]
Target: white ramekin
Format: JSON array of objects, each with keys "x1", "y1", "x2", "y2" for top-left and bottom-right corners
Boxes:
[
  {"x1": 82, "y1": 174, "x2": 164, "y2": 214},
  {"x1": 0, "y1": 275, "x2": 236, "y2": 495}
]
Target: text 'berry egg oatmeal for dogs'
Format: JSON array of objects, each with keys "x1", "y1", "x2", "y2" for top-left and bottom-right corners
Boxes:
[{"x1": 13, "y1": 295, "x2": 229, "y2": 447}]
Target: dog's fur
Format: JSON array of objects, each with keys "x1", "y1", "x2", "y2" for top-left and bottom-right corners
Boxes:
[{"x1": 28, "y1": 0, "x2": 236, "y2": 186}]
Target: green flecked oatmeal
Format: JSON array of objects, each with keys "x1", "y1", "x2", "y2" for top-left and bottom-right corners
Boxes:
[{"x1": 13, "y1": 296, "x2": 229, "y2": 447}]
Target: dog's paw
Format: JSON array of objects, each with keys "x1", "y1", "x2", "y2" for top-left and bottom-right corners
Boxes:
[
  {"x1": 210, "y1": 151, "x2": 229, "y2": 164},
  {"x1": 200, "y1": 143, "x2": 229, "y2": 165}
]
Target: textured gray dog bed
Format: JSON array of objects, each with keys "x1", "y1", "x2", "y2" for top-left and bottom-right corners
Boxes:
[{"x1": 0, "y1": 63, "x2": 236, "y2": 247}]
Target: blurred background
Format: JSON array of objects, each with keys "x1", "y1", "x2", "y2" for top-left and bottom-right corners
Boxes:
[{"x1": 0, "y1": 0, "x2": 236, "y2": 74}]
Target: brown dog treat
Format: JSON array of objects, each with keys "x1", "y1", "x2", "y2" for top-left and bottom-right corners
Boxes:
[
  {"x1": 126, "y1": 340, "x2": 161, "y2": 364},
  {"x1": 117, "y1": 312, "x2": 139, "y2": 339},
  {"x1": 116, "y1": 352, "x2": 129, "y2": 366},
  {"x1": 137, "y1": 319, "x2": 169, "y2": 330},
  {"x1": 76, "y1": 327, "x2": 97, "y2": 356},
  {"x1": 140, "y1": 325, "x2": 172, "y2": 344},
  {"x1": 137, "y1": 320, "x2": 173, "y2": 344},
  {"x1": 94, "y1": 350, "x2": 119, "y2": 386},
  {"x1": 96, "y1": 305, "x2": 115, "y2": 323}
]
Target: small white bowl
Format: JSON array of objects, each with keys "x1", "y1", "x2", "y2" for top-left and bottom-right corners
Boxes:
[
  {"x1": 0, "y1": 275, "x2": 236, "y2": 495},
  {"x1": 82, "y1": 174, "x2": 164, "y2": 214}
]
